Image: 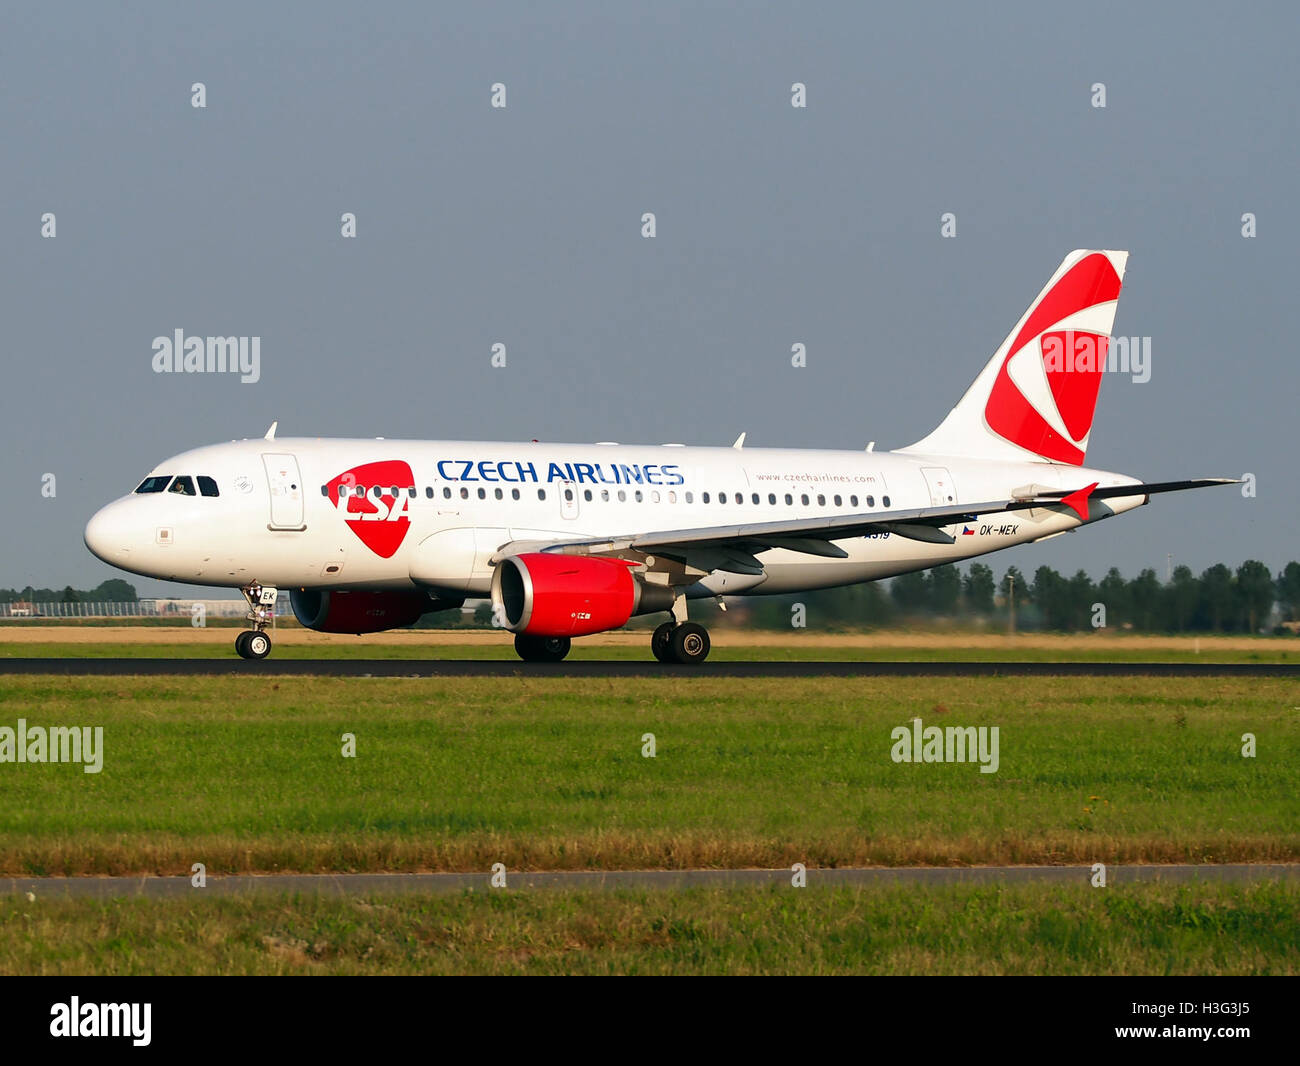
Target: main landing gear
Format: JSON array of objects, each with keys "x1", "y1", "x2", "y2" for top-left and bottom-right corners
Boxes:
[
  {"x1": 651, "y1": 620, "x2": 711, "y2": 665},
  {"x1": 235, "y1": 584, "x2": 278, "y2": 660},
  {"x1": 510, "y1": 597, "x2": 711, "y2": 666}
]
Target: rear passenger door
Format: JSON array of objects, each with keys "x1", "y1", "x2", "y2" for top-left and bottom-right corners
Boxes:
[{"x1": 920, "y1": 466, "x2": 957, "y2": 507}]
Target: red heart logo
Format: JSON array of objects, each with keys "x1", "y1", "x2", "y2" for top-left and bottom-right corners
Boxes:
[{"x1": 325, "y1": 460, "x2": 415, "y2": 559}]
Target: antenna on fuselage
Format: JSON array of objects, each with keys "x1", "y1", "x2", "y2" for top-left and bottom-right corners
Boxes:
[
  {"x1": 732, "y1": 432, "x2": 746, "y2": 449},
  {"x1": 264, "y1": 422, "x2": 278, "y2": 441}
]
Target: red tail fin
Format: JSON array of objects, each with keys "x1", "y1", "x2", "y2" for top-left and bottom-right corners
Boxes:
[{"x1": 902, "y1": 250, "x2": 1128, "y2": 465}]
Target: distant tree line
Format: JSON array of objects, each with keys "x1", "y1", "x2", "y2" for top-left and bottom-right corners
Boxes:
[
  {"x1": 0, "y1": 580, "x2": 139, "y2": 604},
  {"x1": 732, "y1": 560, "x2": 1300, "y2": 634},
  {"x1": 8, "y1": 561, "x2": 1300, "y2": 634}
]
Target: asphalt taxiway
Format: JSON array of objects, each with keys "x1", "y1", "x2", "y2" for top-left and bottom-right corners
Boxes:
[{"x1": 0, "y1": 658, "x2": 1296, "y2": 677}]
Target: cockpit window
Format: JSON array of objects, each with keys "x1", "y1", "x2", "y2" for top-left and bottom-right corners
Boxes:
[
  {"x1": 135, "y1": 475, "x2": 171, "y2": 494},
  {"x1": 197, "y1": 476, "x2": 219, "y2": 497},
  {"x1": 168, "y1": 476, "x2": 196, "y2": 496}
]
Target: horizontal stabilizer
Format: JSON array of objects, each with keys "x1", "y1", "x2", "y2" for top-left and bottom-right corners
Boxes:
[{"x1": 1032, "y1": 478, "x2": 1240, "y2": 501}]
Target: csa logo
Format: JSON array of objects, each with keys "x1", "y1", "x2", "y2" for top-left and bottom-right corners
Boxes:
[
  {"x1": 984, "y1": 252, "x2": 1122, "y2": 465},
  {"x1": 326, "y1": 460, "x2": 414, "y2": 559}
]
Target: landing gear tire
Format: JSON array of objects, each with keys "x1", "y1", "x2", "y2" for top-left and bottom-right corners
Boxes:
[
  {"x1": 651, "y1": 622, "x2": 676, "y2": 663},
  {"x1": 669, "y1": 622, "x2": 710, "y2": 665},
  {"x1": 514, "y1": 634, "x2": 571, "y2": 663},
  {"x1": 236, "y1": 630, "x2": 271, "y2": 660}
]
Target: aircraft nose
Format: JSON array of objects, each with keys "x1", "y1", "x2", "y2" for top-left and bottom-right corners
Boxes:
[{"x1": 84, "y1": 500, "x2": 135, "y2": 564}]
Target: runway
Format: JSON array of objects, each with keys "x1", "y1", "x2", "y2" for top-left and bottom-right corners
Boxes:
[
  {"x1": 4, "y1": 864, "x2": 1296, "y2": 898},
  {"x1": 1, "y1": 657, "x2": 1297, "y2": 677}
]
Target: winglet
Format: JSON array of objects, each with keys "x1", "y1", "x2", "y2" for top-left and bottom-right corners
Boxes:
[
  {"x1": 264, "y1": 421, "x2": 278, "y2": 441},
  {"x1": 1060, "y1": 482, "x2": 1098, "y2": 520}
]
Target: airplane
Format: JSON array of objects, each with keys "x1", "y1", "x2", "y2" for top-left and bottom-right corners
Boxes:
[{"x1": 84, "y1": 250, "x2": 1235, "y2": 663}]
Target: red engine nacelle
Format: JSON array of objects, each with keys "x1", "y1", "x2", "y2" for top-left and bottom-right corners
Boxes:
[
  {"x1": 491, "y1": 553, "x2": 672, "y2": 638},
  {"x1": 290, "y1": 588, "x2": 461, "y2": 634}
]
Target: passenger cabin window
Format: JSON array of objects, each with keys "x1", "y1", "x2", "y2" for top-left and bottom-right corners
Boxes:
[
  {"x1": 168, "y1": 476, "x2": 196, "y2": 496},
  {"x1": 883, "y1": 495, "x2": 891, "y2": 507},
  {"x1": 197, "y1": 476, "x2": 219, "y2": 497},
  {"x1": 135, "y1": 475, "x2": 171, "y2": 494}
]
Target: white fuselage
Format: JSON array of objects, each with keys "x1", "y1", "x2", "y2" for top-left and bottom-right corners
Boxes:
[{"x1": 83, "y1": 437, "x2": 1146, "y2": 598}]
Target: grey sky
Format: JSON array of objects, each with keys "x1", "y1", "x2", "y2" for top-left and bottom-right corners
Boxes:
[{"x1": 3, "y1": 1, "x2": 1295, "y2": 597}]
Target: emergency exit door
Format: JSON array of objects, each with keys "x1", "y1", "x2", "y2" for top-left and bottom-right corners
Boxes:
[{"x1": 559, "y1": 479, "x2": 579, "y2": 520}]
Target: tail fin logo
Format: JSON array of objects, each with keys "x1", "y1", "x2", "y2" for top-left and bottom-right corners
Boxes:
[
  {"x1": 984, "y1": 253, "x2": 1122, "y2": 464},
  {"x1": 326, "y1": 460, "x2": 415, "y2": 558}
]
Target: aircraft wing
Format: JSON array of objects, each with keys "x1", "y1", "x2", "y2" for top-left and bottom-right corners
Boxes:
[{"x1": 489, "y1": 478, "x2": 1238, "y2": 576}]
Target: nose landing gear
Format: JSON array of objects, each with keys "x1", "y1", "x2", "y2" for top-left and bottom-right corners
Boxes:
[{"x1": 235, "y1": 584, "x2": 278, "y2": 660}]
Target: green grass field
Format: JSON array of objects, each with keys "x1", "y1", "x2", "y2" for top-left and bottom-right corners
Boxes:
[
  {"x1": 3, "y1": 882, "x2": 1295, "y2": 975},
  {"x1": 0, "y1": 675, "x2": 1294, "y2": 876}
]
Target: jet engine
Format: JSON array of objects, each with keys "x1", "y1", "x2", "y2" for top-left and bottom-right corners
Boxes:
[{"x1": 490, "y1": 553, "x2": 673, "y2": 638}]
